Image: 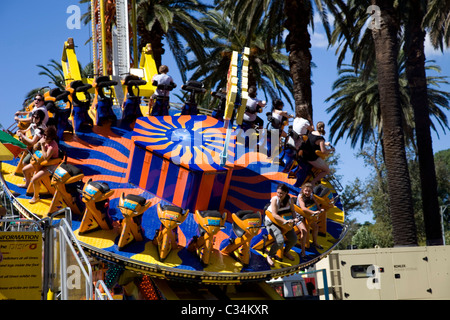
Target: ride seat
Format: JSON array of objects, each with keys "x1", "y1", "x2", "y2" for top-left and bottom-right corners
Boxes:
[
  {"x1": 48, "y1": 162, "x2": 84, "y2": 216},
  {"x1": 232, "y1": 210, "x2": 260, "y2": 238},
  {"x1": 70, "y1": 81, "x2": 92, "y2": 100},
  {"x1": 197, "y1": 210, "x2": 222, "y2": 234},
  {"x1": 26, "y1": 148, "x2": 66, "y2": 196},
  {"x1": 123, "y1": 75, "x2": 147, "y2": 95},
  {"x1": 125, "y1": 194, "x2": 147, "y2": 206},
  {"x1": 96, "y1": 76, "x2": 118, "y2": 90}
]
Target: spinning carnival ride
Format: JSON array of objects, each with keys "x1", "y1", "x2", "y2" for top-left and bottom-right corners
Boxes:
[{"x1": 0, "y1": 0, "x2": 347, "y2": 298}]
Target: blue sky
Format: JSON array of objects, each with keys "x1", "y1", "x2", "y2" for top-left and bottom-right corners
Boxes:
[{"x1": 1, "y1": 1, "x2": 449, "y2": 223}]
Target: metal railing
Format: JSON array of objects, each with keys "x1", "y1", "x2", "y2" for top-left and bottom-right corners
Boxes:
[
  {"x1": 95, "y1": 280, "x2": 114, "y2": 300},
  {"x1": 0, "y1": 218, "x2": 42, "y2": 232},
  {"x1": 0, "y1": 204, "x2": 113, "y2": 300},
  {"x1": 40, "y1": 211, "x2": 113, "y2": 300},
  {"x1": 58, "y1": 217, "x2": 93, "y2": 300},
  {"x1": 300, "y1": 268, "x2": 330, "y2": 300}
]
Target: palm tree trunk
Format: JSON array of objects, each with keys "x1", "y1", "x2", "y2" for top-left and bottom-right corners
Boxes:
[
  {"x1": 284, "y1": 0, "x2": 313, "y2": 121},
  {"x1": 371, "y1": 0, "x2": 417, "y2": 246},
  {"x1": 404, "y1": 0, "x2": 443, "y2": 245}
]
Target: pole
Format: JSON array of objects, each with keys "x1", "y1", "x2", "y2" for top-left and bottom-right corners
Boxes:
[
  {"x1": 321, "y1": 269, "x2": 329, "y2": 300},
  {"x1": 131, "y1": 0, "x2": 138, "y2": 67},
  {"x1": 441, "y1": 205, "x2": 448, "y2": 246},
  {"x1": 91, "y1": 0, "x2": 97, "y2": 76},
  {"x1": 100, "y1": 0, "x2": 108, "y2": 76}
]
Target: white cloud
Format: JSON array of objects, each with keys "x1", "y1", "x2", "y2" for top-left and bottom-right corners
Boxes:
[
  {"x1": 311, "y1": 31, "x2": 329, "y2": 48},
  {"x1": 309, "y1": 12, "x2": 335, "y2": 49}
]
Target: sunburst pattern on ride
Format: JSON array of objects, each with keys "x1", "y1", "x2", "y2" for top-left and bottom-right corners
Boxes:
[{"x1": 132, "y1": 115, "x2": 235, "y2": 172}]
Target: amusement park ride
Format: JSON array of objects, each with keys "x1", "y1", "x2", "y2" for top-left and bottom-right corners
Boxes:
[{"x1": 0, "y1": 0, "x2": 347, "y2": 300}]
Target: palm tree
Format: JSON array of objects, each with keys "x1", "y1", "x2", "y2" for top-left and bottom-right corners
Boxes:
[
  {"x1": 404, "y1": 0, "x2": 444, "y2": 245},
  {"x1": 135, "y1": 0, "x2": 212, "y2": 81},
  {"x1": 80, "y1": 0, "x2": 211, "y2": 82},
  {"x1": 216, "y1": 0, "x2": 347, "y2": 121},
  {"x1": 369, "y1": 0, "x2": 417, "y2": 246},
  {"x1": 326, "y1": 55, "x2": 450, "y2": 150},
  {"x1": 332, "y1": 0, "x2": 450, "y2": 245},
  {"x1": 37, "y1": 60, "x2": 93, "y2": 90},
  {"x1": 187, "y1": 9, "x2": 294, "y2": 108},
  {"x1": 37, "y1": 59, "x2": 66, "y2": 90},
  {"x1": 26, "y1": 60, "x2": 94, "y2": 106},
  {"x1": 423, "y1": 0, "x2": 450, "y2": 51}
]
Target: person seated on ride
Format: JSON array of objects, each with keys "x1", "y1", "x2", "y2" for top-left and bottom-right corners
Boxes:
[
  {"x1": 269, "y1": 99, "x2": 293, "y2": 129},
  {"x1": 300, "y1": 121, "x2": 334, "y2": 185},
  {"x1": 15, "y1": 93, "x2": 49, "y2": 127},
  {"x1": 265, "y1": 183, "x2": 298, "y2": 267},
  {"x1": 16, "y1": 109, "x2": 47, "y2": 166},
  {"x1": 280, "y1": 112, "x2": 313, "y2": 175},
  {"x1": 242, "y1": 86, "x2": 266, "y2": 131},
  {"x1": 286, "y1": 112, "x2": 314, "y2": 152},
  {"x1": 150, "y1": 65, "x2": 176, "y2": 116},
  {"x1": 210, "y1": 88, "x2": 226, "y2": 121},
  {"x1": 268, "y1": 99, "x2": 293, "y2": 140},
  {"x1": 296, "y1": 182, "x2": 325, "y2": 254},
  {"x1": 19, "y1": 126, "x2": 59, "y2": 204}
]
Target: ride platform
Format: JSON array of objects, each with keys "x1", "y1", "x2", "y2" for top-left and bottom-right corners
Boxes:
[{"x1": 1, "y1": 114, "x2": 346, "y2": 285}]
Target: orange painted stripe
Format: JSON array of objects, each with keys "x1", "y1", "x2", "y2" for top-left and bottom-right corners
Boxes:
[
  {"x1": 231, "y1": 171, "x2": 295, "y2": 185},
  {"x1": 196, "y1": 116, "x2": 218, "y2": 130},
  {"x1": 172, "y1": 167, "x2": 189, "y2": 207},
  {"x1": 92, "y1": 126, "x2": 133, "y2": 141},
  {"x1": 124, "y1": 143, "x2": 136, "y2": 181},
  {"x1": 64, "y1": 141, "x2": 130, "y2": 163},
  {"x1": 139, "y1": 151, "x2": 153, "y2": 189},
  {"x1": 68, "y1": 158, "x2": 126, "y2": 173},
  {"x1": 84, "y1": 175, "x2": 128, "y2": 184},
  {"x1": 203, "y1": 142, "x2": 225, "y2": 152},
  {"x1": 147, "y1": 141, "x2": 173, "y2": 151},
  {"x1": 228, "y1": 185, "x2": 271, "y2": 200},
  {"x1": 201, "y1": 127, "x2": 226, "y2": 136},
  {"x1": 213, "y1": 230, "x2": 229, "y2": 250},
  {"x1": 135, "y1": 118, "x2": 168, "y2": 132},
  {"x1": 150, "y1": 117, "x2": 172, "y2": 130},
  {"x1": 179, "y1": 146, "x2": 193, "y2": 167},
  {"x1": 162, "y1": 116, "x2": 176, "y2": 129},
  {"x1": 156, "y1": 160, "x2": 169, "y2": 198},
  {"x1": 133, "y1": 135, "x2": 169, "y2": 144},
  {"x1": 133, "y1": 127, "x2": 167, "y2": 137},
  {"x1": 176, "y1": 115, "x2": 191, "y2": 128},
  {"x1": 193, "y1": 120, "x2": 208, "y2": 131},
  {"x1": 201, "y1": 145, "x2": 222, "y2": 166},
  {"x1": 219, "y1": 169, "x2": 233, "y2": 212},
  {"x1": 109, "y1": 187, "x2": 152, "y2": 200},
  {"x1": 163, "y1": 144, "x2": 182, "y2": 160},
  {"x1": 193, "y1": 146, "x2": 218, "y2": 172},
  {"x1": 195, "y1": 173, "x2": 216, "y2": 210},
  {"x1": 177, "y1": 226, "x2": 187, "y2": 247},
  {"x1": 226, "y1": 195, "x2": 261, "y2": 213},
  {"x1": 234, "y1": 151, "x2": 272, "y2": 166}
]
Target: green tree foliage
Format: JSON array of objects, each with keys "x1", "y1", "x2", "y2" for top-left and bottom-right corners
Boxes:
[
  {"x1": 326, "y1": 54, "x2": 450, "y2": 151},
  {"x1": 351, "y1": 225, "x2": 378, "y2": 249},
  {"x1": 187, "y1": 9, "x2": 294, "y2": 109}
]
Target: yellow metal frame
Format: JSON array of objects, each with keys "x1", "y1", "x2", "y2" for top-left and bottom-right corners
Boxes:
[
  {"x1": 224, "y1": 47, "x2": 249, "y2": 124},
  {"x1": 61, "y1": 38, "x2": 83, "y2": 87},
  {"x1": 137, "y1": 44, "x2": 158, "y2": 98}
]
